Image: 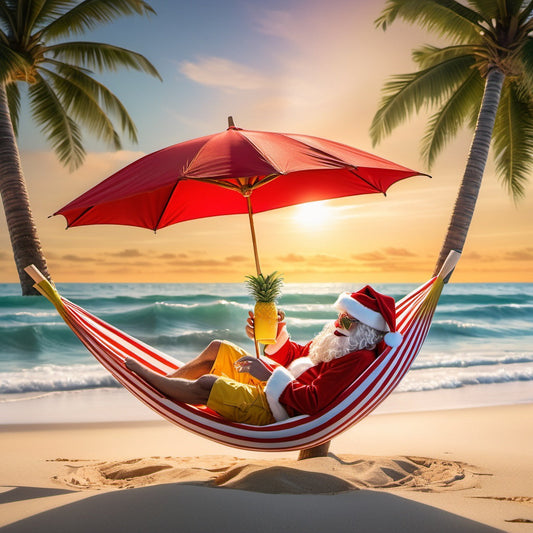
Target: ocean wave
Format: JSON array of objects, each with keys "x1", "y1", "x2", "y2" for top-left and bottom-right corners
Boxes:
[
  {"x1": 398, "y1": 365, "x2": 533, "y2": 393},
  {"x1": 12, "y1": 311, "x2": 57, "y2": 318},
  {"x1": 1, "y1": 282, "x2": 532, "y2": 398},
  {"x1": 2, "y1": 360, "x2": 532, "y2": 396},
  {"x1": 0, "y1": 323, "x2": 82, "y2": 360},
  {"x1": 0, "y1": 364, "x2": 119, "y2": 394},
  {"x1": 436, "y1": 304, "x2": 533, "y2": 323},
  {"x1": 92, "y1": 299, "x2": 252, "y2": 335},
  {"x1": 61, "y1": 291, "x2": 250, "y2": 308},
  {"x1": 428, "y1": 319, "x2": 527, "y2": 338},
  {"x1": 412, "y1": 352, "x2": 533, "y2": 370},
  {"x1": 141, "y1": 329, "x2": 253, "y2": 355}
]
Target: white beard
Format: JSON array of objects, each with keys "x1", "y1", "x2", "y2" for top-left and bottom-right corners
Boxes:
[{"x1": 308, "y1": 321, "x2": 381, "y2": 364}]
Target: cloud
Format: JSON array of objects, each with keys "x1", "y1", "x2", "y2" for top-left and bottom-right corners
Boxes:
[
  {"x1": 252, "y1": 8, "x2": 294, "y2": 40},
  {"x1": 179, "y1": 56, "x2": 267, "y2": 90},
  {"x1": 383, "y1": 247, "x2": 416, "y2": 257},
  {"x1": 171, "y1": 258, "x2": 228, "y2": 268},
  {"x1": 103, "y1": 261, "x2": 153, "y2": 268},
  {"x1": 505, "y1": 247, "x2": 533, "y2": 261},
  {"x1": 277, "y1": 253, "x2": 306, "y2": 263},
  {"x1": 225, "y1": 255, "x2": 248, "y2": 263},
  {"x1": 62, "y1": 254, "x2": 94, "y2": 262},
  {"x1": 111, "y1": 249, "x2": 144, "y2": 258},
  {"x1": 354, "y1": 251, "x2": 387, "y2": 262},
  {"x1": 159, "y1": 252, "x2": 188, "y2": 260},
  {"x1": 463, "y1": 250, "x2": 498, "y2": 262},
  {"x1": 279, "y1": 253, "x2": 354, "y2": 269},
  {"x1": 308, "y1": 254, "x2": 344, "y2": 266}
]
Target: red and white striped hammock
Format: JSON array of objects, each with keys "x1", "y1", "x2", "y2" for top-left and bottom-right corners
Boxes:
[{"x1": 25, "y1": 251, "x2": 459, "y2": 452}]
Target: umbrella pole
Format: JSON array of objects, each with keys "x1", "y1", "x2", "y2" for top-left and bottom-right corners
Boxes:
[
  {"x1": 246, "y1": 196, "x2": 262, "y2": 358},
  {"x1": 246, "y1": 196, "x2": 261, "y2": 276}
]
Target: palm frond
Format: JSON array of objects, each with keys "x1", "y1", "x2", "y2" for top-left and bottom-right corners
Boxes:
[
  {"x1": 492, "y1": 82, "x2": 533, "y2": 200},
  {"x1": 0, "y1": 2, "x2": 16, "y2": 31},
  {"x1": 516, "y1": 37, "x2": 533, "y2": 94},
  {"x1": 39, "y1": 0, "x2": 155, "y2": 39},
  {"x1": 28, "y1": 0, "x2": 76, "y2": 30},
  {"x1": 0, "y1": 41, "x2": 29, "y2": 83},
  {"x1": 468, "y1": 96, "x2": 483, "y2": 130},
  {"x1": 39, "y1": 65, "x2": 121, "y2": 149},
  {"x1": 468, "y1": 0, "x2": 501, "y2": 20},
  {"x1": 14, "y1": 0, "x2": 49, "y2": 36},
  {"x1": 497, "y1": 0, "x2": 528, "y2": 18},
  {"x1": 518, "y1": 0, "x2": 533, "y2": 24},
  {"x1": 47, "y1": 41, "x2": 161, "y2": 79},
  {"x1": 29, "y1": 72, "x2": 85, "y2": 170},
  {"x1": 5, "y1": 81, "x2": 21, "y2": 135},
  {"x1": 412, "y1": 43, "x2": 483, "y2": 68},
  {"x1": 421, "y1": 70, "x2": 485, "y2": 166},
  {"x1": 47, "y1": 58, "x2": 138, "y2": 142},
  {"x1": 375, "y1": 0, "x2": 485, "y2": 43},
  {"x1": 370, "y1": 54, "x2": 476, "y2": 145}
]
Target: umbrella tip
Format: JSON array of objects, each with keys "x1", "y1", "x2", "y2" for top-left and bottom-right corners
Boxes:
[{"x1": 228, "y1": 116, "x2": 235, "y2": 128}]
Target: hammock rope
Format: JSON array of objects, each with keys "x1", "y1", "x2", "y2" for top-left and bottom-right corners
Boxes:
[{"x1": 24, "y1": 251, "x2": 460, "y2": 451}]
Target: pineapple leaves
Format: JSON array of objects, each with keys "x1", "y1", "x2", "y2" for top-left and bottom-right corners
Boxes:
[{"x1": 245, "y1": 272, "x2": 284, "y2": 303}]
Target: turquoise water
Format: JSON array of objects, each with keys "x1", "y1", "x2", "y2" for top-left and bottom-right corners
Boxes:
[{"x1": 1, "y1": 282, "x2": 532, "y2": 397}]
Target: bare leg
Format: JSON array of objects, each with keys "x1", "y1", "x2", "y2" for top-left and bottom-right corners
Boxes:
[
  {"x1": 125, "y1": 358, "x2": 217, "y2": 404},
  {"x1": 168, "y1": 340, "x2": 221, "y2": 379}
]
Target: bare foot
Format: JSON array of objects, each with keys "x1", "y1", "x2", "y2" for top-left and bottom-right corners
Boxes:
[{"x1": 125, "y1": 357, "x2": 145, "y2": 375}]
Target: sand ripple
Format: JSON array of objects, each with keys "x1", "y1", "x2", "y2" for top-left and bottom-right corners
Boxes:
[{"x1": 53, "y1": 454, "x2": 482, "y2": 494}]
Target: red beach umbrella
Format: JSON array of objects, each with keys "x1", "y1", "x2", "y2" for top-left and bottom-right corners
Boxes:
[{"x1": 55, "y1": 117, "x2": 426, "y2": 275}]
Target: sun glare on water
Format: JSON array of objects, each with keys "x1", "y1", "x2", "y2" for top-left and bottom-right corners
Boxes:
[{"x1": 293, "y1": 201, "x2": 331, "y2": 228}]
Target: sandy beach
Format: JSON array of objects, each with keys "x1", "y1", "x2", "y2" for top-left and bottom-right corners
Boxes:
[{"x1": 1, "y1": 400, "x2": 532, "y2": 532}]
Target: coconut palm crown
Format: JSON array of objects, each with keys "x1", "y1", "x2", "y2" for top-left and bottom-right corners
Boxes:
[
  {"x1": 0, "y1": 0, "x2": 161, "y2": 294},
  {"x1": 370, "y1": 0, "x2": 533, "y2": 274}
]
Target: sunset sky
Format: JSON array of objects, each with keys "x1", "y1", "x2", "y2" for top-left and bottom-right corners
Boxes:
[{"x1": 1, "y1": 0, "x2": 532, "y2": 284}]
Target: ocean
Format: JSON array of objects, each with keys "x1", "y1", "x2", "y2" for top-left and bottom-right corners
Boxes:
[{"x1": 1, "y1": 282, "x2": 532, "y2": 422}]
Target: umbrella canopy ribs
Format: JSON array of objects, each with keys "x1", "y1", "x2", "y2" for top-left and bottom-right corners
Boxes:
[{"x1": 55, "y1": 117, "x2": 427, "y2": 275}]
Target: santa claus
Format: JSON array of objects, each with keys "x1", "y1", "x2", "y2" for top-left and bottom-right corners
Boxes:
[
  {"x1": 261, "y1": 285, "x2": 402, "y2": 421},
  {"x1": 125, "y1": 285, "x2": 402, "y2": 426}
]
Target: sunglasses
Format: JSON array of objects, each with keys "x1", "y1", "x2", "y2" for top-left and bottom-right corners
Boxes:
[{"x1": 338, "y1": 313, "x2": 359, "y2": 330}]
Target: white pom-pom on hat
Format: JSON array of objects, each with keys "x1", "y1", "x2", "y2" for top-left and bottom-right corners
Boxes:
[{"x1": 384, "y1": 331, "x2": 403, "y2": 348}]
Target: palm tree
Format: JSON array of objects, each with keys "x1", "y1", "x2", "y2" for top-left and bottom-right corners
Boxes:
[
  {"x1": 370, "y1": 0, "x2": 533, "y2": 276},
  {"x1": 0, "y1": 0, "x2": 161, "y2": 295}
]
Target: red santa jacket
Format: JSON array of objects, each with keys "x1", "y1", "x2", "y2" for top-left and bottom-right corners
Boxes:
[{"x1": 263, "y1": 327, "x2": 380, "y2": 421}]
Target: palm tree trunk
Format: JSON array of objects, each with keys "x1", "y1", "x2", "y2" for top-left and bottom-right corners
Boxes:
[
  {"x1": 298, "y1": 440, "x2": 331, "y2": 460},
  {"x1": 434, "y1": 68, "x2": 505, "y2": 277},
  {"x1": 0, "y1": 83, "x2": 51, "y2": 295},
  {"x1": 305, "y1": 66, "x2": 501, "y2": 456}
]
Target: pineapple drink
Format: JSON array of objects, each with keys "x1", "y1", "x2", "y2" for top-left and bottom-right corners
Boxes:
[{"x1": 245, "y1": 272, "x2": 283, "y2": 345}]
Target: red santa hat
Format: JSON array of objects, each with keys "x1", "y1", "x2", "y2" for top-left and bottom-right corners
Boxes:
[{"x1": 334, "y1": 286, "x2": 403, "y2": 348}]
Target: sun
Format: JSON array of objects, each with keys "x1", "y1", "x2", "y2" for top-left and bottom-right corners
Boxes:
[{"x1": 293, "y1": 201, "x2": 331, "y2": 228}]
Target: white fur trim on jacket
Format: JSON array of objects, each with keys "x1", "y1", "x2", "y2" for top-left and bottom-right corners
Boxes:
[
  {"x1": 264, "y1": 326, "x2": 290, "y2": 356},
  {"x1": 264, "y1": 366, "x2": 293, "y2": 421},
  {"x1": 287, "y1": 357, "x2": 314, "y2": 378},
  {"x1": 334, "y1": 292, "x2": 389, "y2": 331}
]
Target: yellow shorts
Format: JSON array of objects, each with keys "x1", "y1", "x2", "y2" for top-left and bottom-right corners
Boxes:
[{"x1": 206, "y1": 341, "x2": 275, "y2": 426}]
